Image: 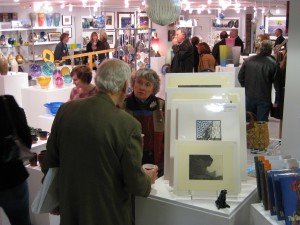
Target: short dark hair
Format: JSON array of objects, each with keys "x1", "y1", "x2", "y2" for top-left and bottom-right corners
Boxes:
[
  {"x1": 276, "y1": 28, "x2": 283, "y2": 35},
  {"x1": 71, "y1": 65, "x2": 93, "y2": 84},
  {"x1": 191, "y1": 36, "x2": 200, "y2": 46},
  {"x1": 60, "y1": 33, "x2": 69, "y2": 42},
  {"x1": 220, "y1": 31, "x2": 228, "y2": 39}
]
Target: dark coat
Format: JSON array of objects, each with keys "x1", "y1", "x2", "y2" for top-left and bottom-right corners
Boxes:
[
  {"x1": 238, "y1": 54, "x2": 283, "y2": 104},
  {"x1": 54, "y1": 41, "x2": 71, "y2": 65},
  {"x1": 193, "y1": 45, "x2": 199, "y2": 72},
  {"x1": 171, "y1": 38, "x2": 194, "y2": 73},
  {"x1": 274, "y1": 35, "x2": 285, "y2": 47},
  {"x1": 235, "y1": 36, "x2": 244, "y2": 53},
  {"x1": 43, "y1": 93, "x2": 151, "y2": 225},
  {"x1": 0, "y1": 95, "x2": 31, "y2": 191}
]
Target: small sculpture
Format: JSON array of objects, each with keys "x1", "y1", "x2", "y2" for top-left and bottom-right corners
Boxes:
[{"x1": 215, "y1": 189, "x2": 230, "y2": 210}]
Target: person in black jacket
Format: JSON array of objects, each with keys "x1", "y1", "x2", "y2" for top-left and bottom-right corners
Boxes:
[
  {"x1": 54, "y1": 33, "x2": 71, "y2": 65},
  {"x1": 229, "y1": 29, "x2": 244, "y2": 53},
  {"x1": 274, "y1": 28, "x2": 285, "y2": 47},
  {"x1": 171, "y1": 28, "x2": 194, "y2": 73},
  {"x1": 212, "y1": 31, "x2": 228, "y2": 65},
  {"x1": 0, "y1": 95, "x2": 32, "y2": 225},
  {"x1": 191, "y1": 36, "x2": 200, "y2": 72},
  {"x1": 238, "y1": 40, "x2": 283, "y2": 121},
  {"x1": 86, "y1": 31, "x2": 101, "y2": 69}
]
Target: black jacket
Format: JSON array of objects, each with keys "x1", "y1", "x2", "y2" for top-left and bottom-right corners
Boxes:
[
  {"x1": 235, "y1": 36, "x2": 244, "y2": 53},
  {"x1": 212, "y1": 39, "x2": 226, "y2": 65},
  {"x1": 238, "y1": 54, "x2": 282, "y2": 104},
  {"x1": 54, "y1": 41, "x2": 71, "y2": 65},
  {"x1": 171, "y1": 38, "x2": 194, "y2": 73},
  {"x1": 274, "y1": 35, "x2": 285, "y2": 47},
  {"x1": 0, "y1": 95, "x2": 31, "y2": 190}
]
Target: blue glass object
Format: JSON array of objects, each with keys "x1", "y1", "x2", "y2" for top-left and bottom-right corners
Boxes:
[
  {"x1": 42, "y1": 61, "x2": 56, "y2": 76},
  {"x1": 44, "y1": 102, "x2": 64, "y2": 116},
  {"x1": 30, "y1": 63, "x2": 42, "y2": 78},
  {"x1": 63, "y1": 74, "x2": 72, "y2": 85}
]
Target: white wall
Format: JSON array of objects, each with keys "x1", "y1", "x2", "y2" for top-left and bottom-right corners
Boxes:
[{"x1": 281, "y1": 0, "x2": 300, "y2": 159}]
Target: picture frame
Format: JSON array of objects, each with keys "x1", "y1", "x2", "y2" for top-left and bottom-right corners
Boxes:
[
  {"x1": 62, "y1": 15, "x2": 72, "y2": 26},
  {"x1": 264, "y1": 16, "x2": 287, "y2": 35},
  {"x1": 106, "y1": 30, "x2": 115, "y2": 48},
  {"x1": 62, "y1": 27, "x2": 72, "y2": 38},
  {"x1": 48, "y1": 32, "x2": 61, "y2": 42},
  {"x1": 174, "y1": 140, "x2": 240, "y2": 196},
  {"x1": 105, "y1": 12, "x2": 115, "y2": 29},
  {"x1": 82, "y1": 16, "x2": 92, "y2": 29},
  {"x1": 117, "y1": 12, "x2": 134, "y2": 28},
  {"x1": 137, "y1": 12, "x2": 150, "y2": 28}
]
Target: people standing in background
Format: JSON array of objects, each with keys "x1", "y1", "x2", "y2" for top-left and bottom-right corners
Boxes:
[
  {"x1": 274, "y1": 28, "x2": 285, "y2": 47},
  {"x1": 171, "y1": 27, "x2": 194, "y2": 73},
  {"x1": 122, "y1": 68, "x2": 164, "y2": 177},
  {"x1": 54, "y1": 33, "x2": 71, "y2": 65},
  {"x1": 98, "y1": 32, "x2": 110, "y2": 64},
  {"x1": 229, "y1": 29, "x2": 244, "y2": 53},
  {"x1": 86, "y1": 32, "x2": 101, "y2": 70},
  {"x1": 191, "y1": 36, "x2": 200, "y2": 72},
  {"x1": 0, "y1": 95, "x2": 32, "y2": 225},
  {"x1": 69, "y1": 65, "x2": 98, "y2": 101},
  {"x1": 212, "y1": 31, "x2": 228, "y2": 65},
  {"x1": 198, "y1": 42, "x2": 216, "y2": 72},
  {"x1": 238, "y1": 40, "x2": 282, "y2": 122},
  {"x1": 43, "y1": 59, "x2": 157, "y2": 225}
]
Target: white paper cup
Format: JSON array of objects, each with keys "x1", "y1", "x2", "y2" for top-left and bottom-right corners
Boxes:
[{"x1": 142, "y1": 164, "x2": 155, "y2": 170}]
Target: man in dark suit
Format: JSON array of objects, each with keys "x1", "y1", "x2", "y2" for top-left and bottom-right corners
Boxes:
[
  {"x1": 54, "y1": 33, "x2": 71, "y2": 65},
  {"x1": 274, "y1": 28, "x2": 285, "y2": 47},
  {"x1": 229, "y1": 29, "x2": 244, "y2": 53}
]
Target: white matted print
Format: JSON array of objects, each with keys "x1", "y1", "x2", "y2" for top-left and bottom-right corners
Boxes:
[
  {"x1": 174, "y1": 140, "x2": 240, "y2": 196},
  {"x1": 106, "y1": 30, "x2": 115, "y2": 48},
  {"x1": 196, "y1": 120, "x2": 221, "y2": 140},
  {"x1": 105, "y1": 12, "x2": 114, "y2": 29}
]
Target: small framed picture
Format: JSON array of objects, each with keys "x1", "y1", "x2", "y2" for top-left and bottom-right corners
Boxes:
[
  {"x1": 105, "y1": 12, "x2": 115, "y2": 29},
  {"x1": 117, "y1": 12, "x2": 134, "y2": 28},
  {"x1": 62, "y1": 27, "x2": 72, "y2": 38},
  {"x1": 106, "y1": 30, "x2": 115, "y2": 48},
  {"x1": 48, "y1": 32, "x2": 61, "y2": 42},
  {"x1": 62, "y1": 15, "x2": 72, "y2": 26},
  {"x1": 137, "y1": 12, "x2": 150, "y2": 28}
]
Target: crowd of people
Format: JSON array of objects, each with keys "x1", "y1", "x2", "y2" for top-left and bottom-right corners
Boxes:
[{"x1": 0, "y1": 27, "x2": 288, "y2": 225}]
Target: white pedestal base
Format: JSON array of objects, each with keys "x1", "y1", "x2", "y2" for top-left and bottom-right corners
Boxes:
[{"x1": 250, "y1": 203, "x2": 285, "y2": 225}]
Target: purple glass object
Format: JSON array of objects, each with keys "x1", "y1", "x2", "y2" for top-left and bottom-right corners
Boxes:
[
  {"x1": 30, "y1": 64, "x2": 42, "y2": 78},
  {"x1": 55, "y1": 76, "x2": 64, "y2": 88}
]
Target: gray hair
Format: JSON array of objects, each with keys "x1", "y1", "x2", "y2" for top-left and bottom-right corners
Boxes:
[
  {"x1": 177, "y1": 27, "x2": 187, "y2": 37},
  {"x1": 260, "y1": 40, "x2": 273, "y2": 55},
  {"x1": 131, "y1": 68, "x2": 160, "y2": 95},
  {"x1": 95, "y1": 59, "x2": 130, "y2": 93}
]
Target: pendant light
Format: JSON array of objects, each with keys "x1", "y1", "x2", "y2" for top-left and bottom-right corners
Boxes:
[{"x1": 265, "y1": 0, "x2": 273, "y2": 18}]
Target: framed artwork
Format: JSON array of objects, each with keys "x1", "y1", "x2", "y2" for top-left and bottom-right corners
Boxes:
[
  {"x1": 105, "y1": 12, "x2": 115, "y2": 29},
  {"x1": 82, "y1": 16, "x2": 92, "y2": 29},
  {"x1": 0, "y1": 13, "x2": 17, "y2": 22},
  {"x1": 117, "y1": 12, "x2": 134, "y2": 28},
  {"x1": 264, "y1": 16, "x2": 287, "y2": 35},
  {"x1": 62, "y1": 15, "x2": 72, "y2": 26},
  {"x1": 106, "y1": 30, "x2": 115, "y2": 48},
  {"x1": 174, "y1": 140, "x2": 240, "y2": 196},
  {"x1": 62, "y1": 27, "x2": 72, "y2": 38},
  {"x1": 48, "y1": 32, "x2": 61, "y2": 42},
  {"x1": 137, "y1": 12, "x2": 150, "y2": 28}
]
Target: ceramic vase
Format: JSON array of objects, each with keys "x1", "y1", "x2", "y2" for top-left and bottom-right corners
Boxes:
[
  {"x1": 219, "y1": 45, "x2": 229, "y2": 67},
  {"x1": 11, "y1": 58, "x2": 19, "y2": 72},
  {"x1": 53, "y1": 13, "x2": 60, "y2": 27},
  {"x1": 37, "y1": 13, "x2": 45, "y2": 27},
  {"x1": 55, "y1": 77, "x2": 64, "y2": 88},
  {"x1": 46, "y1": 13, "x2": 53, "y2": 27},
  {"x1": 232, "y1": 46, "x2": 241, "y2": 67},
  {"x1": 29, "y1": 13, "x2": 37, "y2": 27},
  {"x1": 0, "y1": 53, "x2": 8, "y2": 75}
]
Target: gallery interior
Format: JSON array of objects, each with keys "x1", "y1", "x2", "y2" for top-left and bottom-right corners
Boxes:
[{"x1": 1, "y1": 0, "x2": 300, "y2": 225}]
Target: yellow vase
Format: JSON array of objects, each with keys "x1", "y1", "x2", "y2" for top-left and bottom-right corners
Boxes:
[{"x1": 219, "y1": 45, "x2": 229, "y2": 67}]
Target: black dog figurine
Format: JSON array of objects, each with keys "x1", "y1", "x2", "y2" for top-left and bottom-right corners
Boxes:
[{"x1": 215, "y1": 189, "x2": 230, "y2": 209}]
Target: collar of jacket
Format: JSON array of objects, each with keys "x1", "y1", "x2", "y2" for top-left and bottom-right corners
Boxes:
[{"x1": 126, "y1": 93, "x2": 158, "y2": 111}]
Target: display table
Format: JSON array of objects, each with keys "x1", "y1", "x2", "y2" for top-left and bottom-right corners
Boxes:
[
  {"x1": 0, "y1": 72, "x2": 29, "y2": 106},
  {"x1": 21, "y1": 86, "x2": 73, "y2": 128},
  {"x1": 250, "y1": 203, "x2": 284, "y2": 225},
  {"x1": 136, "y1": 177, "x2": 259, "y2": 225}
]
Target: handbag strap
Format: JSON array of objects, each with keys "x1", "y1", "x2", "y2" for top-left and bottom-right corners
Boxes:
[{"x1": 2, "y1": 96, "x2": 18, "y2": 136}]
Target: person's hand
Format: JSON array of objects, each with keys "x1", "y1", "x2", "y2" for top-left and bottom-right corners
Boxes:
[
  {"x1": 50, "y1": 206, "x2": 60, "y2": 215},
  {"x1": 172, "y1": 37, "x2": 178, "y2": 46},
  {"x1": 143, "y1": 165, "x2": 158, "y2": 184},
  {"x1": 273, "y1": 103, "x2": 278, "y2": 108}
]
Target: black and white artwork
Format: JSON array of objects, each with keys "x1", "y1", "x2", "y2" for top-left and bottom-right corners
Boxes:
[{"x1": 196, "y1": 120, "x2": 221, "y2": 140}]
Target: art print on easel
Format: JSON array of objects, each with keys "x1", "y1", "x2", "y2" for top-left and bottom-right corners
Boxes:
[{"x1": 196, "y1": 120, "x2": 221, "y2": 140}]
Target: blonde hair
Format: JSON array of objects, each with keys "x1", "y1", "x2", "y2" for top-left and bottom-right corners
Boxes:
[{"x1": 100, "y1": 32, "x2": 107, "y2": 41}]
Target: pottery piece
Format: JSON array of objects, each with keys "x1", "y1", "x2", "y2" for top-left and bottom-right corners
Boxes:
[
  {"x1": 37, "y1": 76, "x2": 51, "y2": 89},
  {"x1": 37, "y1": 13, "x2": 45, "y2": 27},
  {"x1": 53, "y1": 13, "x2": 60, "y2": 26},
  {"x1": 0, "y1": 52, "x2": 8, "y2": 75},
  {"x1": 42, "y1": 61, "x2": 56, "y2": 76},
  {"x1": 38, "y1": 131, "x2": 49, "y2": 140},
  {"x1": 55, "y1": 76, "x2": 64, "y2": 88},
  {"x1": 46, "y1": 13, "x2": 53, "y2": 27},
  {"x1": 16, "y1": 53, "x2": 23, "y2": 64},
  {"x1": 44, "y1": 102, "x2": 64, "y2": 116},
  {"x1": 30, "y1": 64, "x2": 42, "y2": 78},
  {"x1": 31, "y1": 134, "x2": 38, "y2": 144},
  {"x1": 29, "y1": 13, "x2": 37, "y2": 27}
]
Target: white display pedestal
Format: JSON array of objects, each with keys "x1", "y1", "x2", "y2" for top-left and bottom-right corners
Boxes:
[
  {"x1": 216, "y1": 65, "x2": 241, "y2": 87},
  {"x1": 21, "y1": 86, "x2": 73, "y2": 128},
  {"x1": 250, "y1": 203, "x2": 284, "y2": 225},
  {"x1": 136, "y1": 177, "x2": 259, "y2": 225},
  {"x1": 0, "y1": 72, "x2": 29, "y2": 106}
]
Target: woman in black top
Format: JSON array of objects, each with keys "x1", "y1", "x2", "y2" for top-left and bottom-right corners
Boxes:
[{"x1": 0, "y1": 95, "x2": 32, "y2": 225}]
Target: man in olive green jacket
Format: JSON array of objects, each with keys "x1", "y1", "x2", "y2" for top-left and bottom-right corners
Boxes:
[{"x1": 43, "y1": 59, "x2": 157, "y2": 225}]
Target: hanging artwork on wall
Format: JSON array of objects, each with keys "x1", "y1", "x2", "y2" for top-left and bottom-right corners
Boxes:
[
  {"x1": 264, "y1": 16, "x2": 287, "y2": 35},
  {"x1": 105, "y1": 12, "x2": 114, "y2": 29},
  {"x1": 117, "y1": 12, "x2": 134, "y2": 28},
  {"x1": 137, "y1": 12, "x2": 150, "y2": 28},
  {"x1": 0, "y1": 13, "x2": 17, "y2": 22},
  {"x1": 62, "y1": 15, "x2": 72, "y2": 26},
  {"x1": 106, "y1": 30, "x2": 115, "y2": 48},
  {"x1": 62, "y1": 27, "x2": 72, "y2": 38}
]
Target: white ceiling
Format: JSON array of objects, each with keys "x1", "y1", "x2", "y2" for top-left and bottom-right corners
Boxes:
[{"x1": 0, "y1": 0, "x2": 288, "y2": 11}]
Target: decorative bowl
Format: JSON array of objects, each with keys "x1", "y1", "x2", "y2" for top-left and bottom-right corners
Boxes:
[
  {"x1": 30, "y1": 63, "x2": 42, "y2": 78},
  {"x1": 44, "y1": 102, "x2": 64, "y2": 116},
  {"x1": 37, "y1": 76, "x2": 51, "y2": 89},
  {"x1": 61, "y1": 66, "x2": 70, "y2": 76},
  {"x1": 42, "y1": 61, "x2": 56, "y2": 76},
  {"x1": 63, "y1": 74, "x2": 72, "y2": 85}
]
